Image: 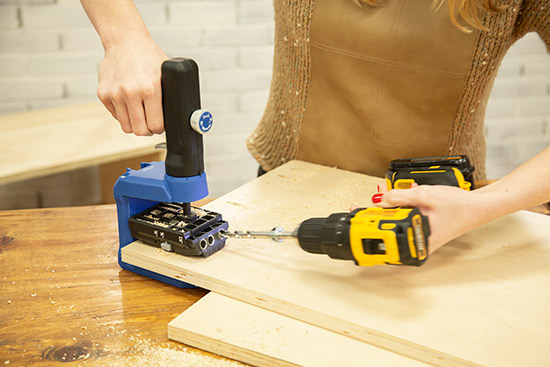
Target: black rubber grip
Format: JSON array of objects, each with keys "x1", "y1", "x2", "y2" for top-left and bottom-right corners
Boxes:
[{"x1": 161, "y1": 58, "x2": 204, "y2": 177}]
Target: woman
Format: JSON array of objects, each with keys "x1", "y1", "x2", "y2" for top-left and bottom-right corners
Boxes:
[{"x1": 80, "y1": 0, "x2": 550, "y2": 253}]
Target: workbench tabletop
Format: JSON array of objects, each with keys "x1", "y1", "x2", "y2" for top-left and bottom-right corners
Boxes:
[
  {"x1": 0, "y1": 103, "x2": 164, "y2": 185},
  {"x1": 0, "y1": 205, "x2": 243, "y2": 366}
]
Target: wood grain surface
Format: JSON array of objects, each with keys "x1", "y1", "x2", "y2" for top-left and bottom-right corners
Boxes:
[
  {"x1": 0, "y1": 103, "x2": 164, "y2": 185},
  {"x1": 123, "y1": 160, "x2": 550, "y2": 367},
  {"x1": 0, "y1": 205, "x2": 244, "y2": 366},
  {"x1": 169, "y1": 292, "x2": 428, "y2": 367}
]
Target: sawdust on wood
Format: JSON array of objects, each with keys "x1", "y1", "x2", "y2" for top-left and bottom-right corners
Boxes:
[{"x1": 119, "y1": 336, "x2": 246, "y2": 367}]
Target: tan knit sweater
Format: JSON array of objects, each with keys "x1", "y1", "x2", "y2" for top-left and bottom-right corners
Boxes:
[{"x1": 246, "y1": 0, "x2": 550, "y2": 180}]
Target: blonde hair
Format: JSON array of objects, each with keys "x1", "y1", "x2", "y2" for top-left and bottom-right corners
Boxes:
[{"x1": 350, "y1": 0, "x2": 504, "y2": 32}]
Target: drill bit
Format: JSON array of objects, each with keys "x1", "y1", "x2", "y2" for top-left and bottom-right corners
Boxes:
[{"x1": 222, "y1": 227, "x2": 298, "y2": 242}]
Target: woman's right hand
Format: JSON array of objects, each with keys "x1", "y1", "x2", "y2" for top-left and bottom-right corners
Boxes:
[{"x1": 97, "y1": 31, "x2": 168, "y2": 136}]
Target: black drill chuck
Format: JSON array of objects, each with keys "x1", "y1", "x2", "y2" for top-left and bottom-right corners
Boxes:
[{"x1": 297, "y1": 213, "x2": 355, "y2": 261}]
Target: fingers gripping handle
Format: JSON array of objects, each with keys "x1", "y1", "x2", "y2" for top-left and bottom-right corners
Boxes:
[{"x1": 161, "y1": 58, "x2": 211, "y2": 178}]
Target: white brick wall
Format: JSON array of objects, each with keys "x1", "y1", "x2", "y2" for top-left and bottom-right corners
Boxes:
[
  {"x1": 485, "y1": 33, "x2": 550, "y2": 179},
  {"x1": 0, "y1": 0, "x2": 549, "y2": 208},
  {"x1": 20, "y1": 4, "x2": 90, "y2": 27},
  {"x1": 169, "y1": 2, "x2": 238, "y2": 25}
]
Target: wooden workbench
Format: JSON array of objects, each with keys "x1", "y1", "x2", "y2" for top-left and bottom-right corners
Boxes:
[{"x1": 0, "y1": 205, "x2": 243, "y2": 366}]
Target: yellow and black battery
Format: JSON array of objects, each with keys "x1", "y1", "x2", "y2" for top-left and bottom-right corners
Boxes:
[{"x1": 385, "y1": 155, "x2": 475, "y2": 191}]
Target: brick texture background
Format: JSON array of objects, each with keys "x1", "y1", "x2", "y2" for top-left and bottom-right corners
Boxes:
[{"x1": 0, "y1": 0, "x2": 549, "y2": 208}]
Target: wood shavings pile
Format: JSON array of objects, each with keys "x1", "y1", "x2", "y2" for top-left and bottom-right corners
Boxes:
[{"x1": 121, "y1": 337, "x2": 246, "y2": 367}]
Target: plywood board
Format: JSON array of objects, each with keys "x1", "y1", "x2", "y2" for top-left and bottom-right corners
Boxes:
[
  {"x1": 0, "y1": 103, "x2": 164, "y2": 185},
  {"x1": 169, "y1": 292, "x2": 428, "y2": 367},
  {"x1": 123, "y1": 160, "x2": 550, "y2": 367}
]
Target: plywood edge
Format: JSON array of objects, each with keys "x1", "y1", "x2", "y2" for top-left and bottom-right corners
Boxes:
[
  {"x1": 169, "y1": 293, "x2": 298, "y2": 367},
  {"x1": 169, "y1": 329, "x2": 295, "y2": 367},
  {"x1": 169, "y1": 312, "x2": 297, "y2": 367},
  {"x1": 169, "y1": 292, "x2": 429, "y2": 367},
  {"x1": 123, "y1": 243, "x2": 480, "y2": 367},
  {"x1": 168, "y1": 295, "x2": 298, "y2": 367}
]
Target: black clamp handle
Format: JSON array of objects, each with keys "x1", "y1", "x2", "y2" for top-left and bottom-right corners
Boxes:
[{"x1": 161, "y1": 58, "x2": 212, "y2": 178}]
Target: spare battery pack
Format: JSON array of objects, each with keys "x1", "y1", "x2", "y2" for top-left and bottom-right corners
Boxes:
[{"x1": 386, "y1": 155, "x2": 475, "y2": 191}]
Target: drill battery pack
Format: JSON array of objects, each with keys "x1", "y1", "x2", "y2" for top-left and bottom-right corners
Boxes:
[
  {"x1": 128, "y1": 202, "x2": 228, "y2": 258},
  {"x1": 386, "y1": 155, "x2": 475, "y2": 191}
]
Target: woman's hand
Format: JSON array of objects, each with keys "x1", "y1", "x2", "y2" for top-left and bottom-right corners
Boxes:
[
  {"x1": 369, "y1": 147, "x2": 550, "y2": 254},
  {"x1": 79, "y1": 0, "x2": 169, "y2": 136},
  {"x1": 97, "y1": 30, "x2": 168, "y2": 136},
  {"x1": 372, "y1": 185, "x2": 499, "y2": 254}
]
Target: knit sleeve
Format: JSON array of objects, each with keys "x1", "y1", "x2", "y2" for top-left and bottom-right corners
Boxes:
[{"x1": 514, "y1": 0, "x2": 550, "y2": 52}]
